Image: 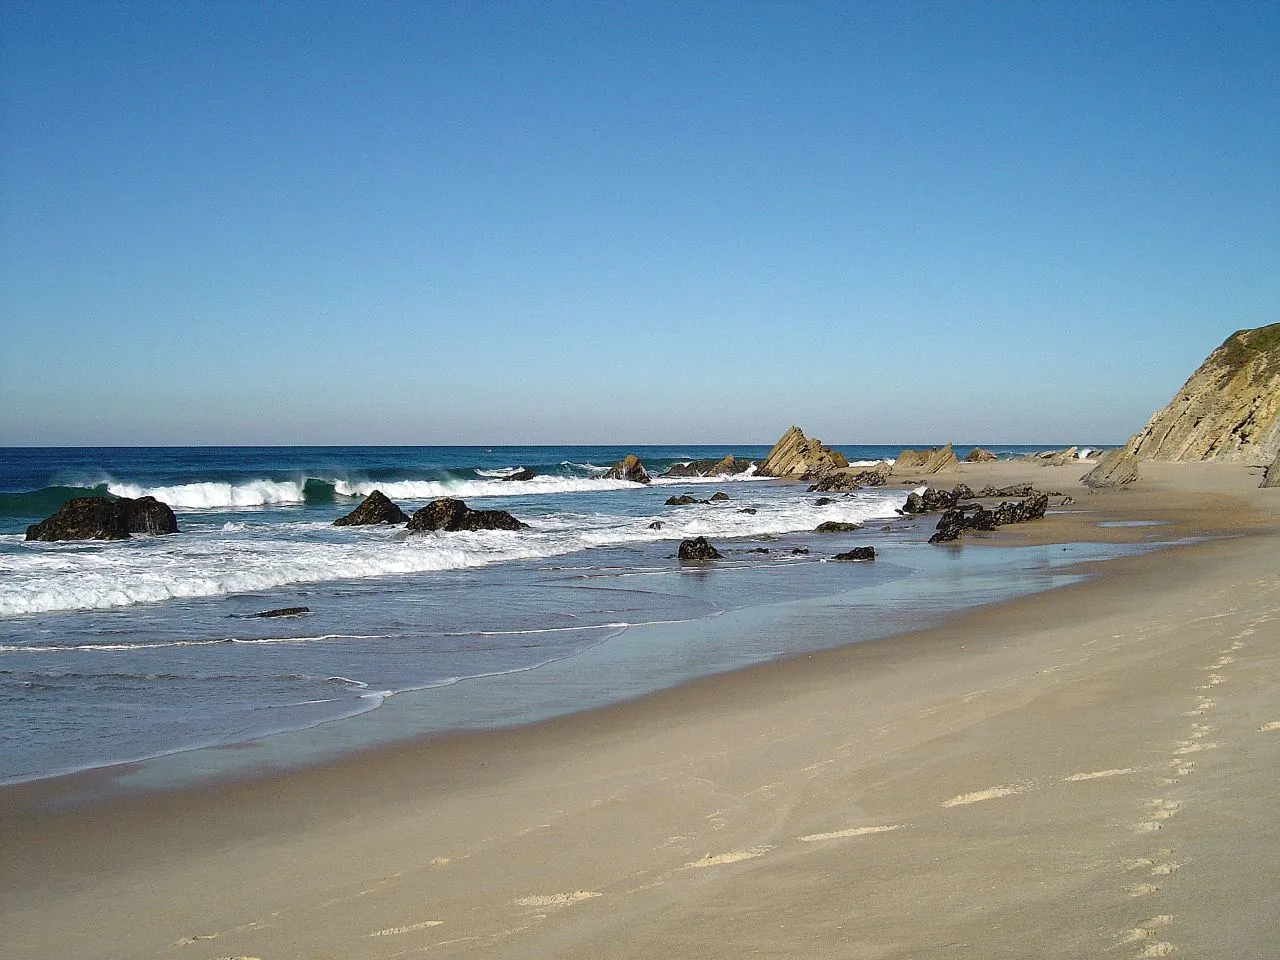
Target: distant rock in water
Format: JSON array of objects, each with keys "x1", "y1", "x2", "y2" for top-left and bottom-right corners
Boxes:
[
  {"x1": 833, "y1": 546, "x2": 876, "y2": 561},
  {"x1": 1132, "y1": 323, "x2": 1280, "y2": 465},
  {"x1": 661, "y1": 454, "x2": 751, "y2": 479},
  {"x1": 678, "y1": 536, "x2": 722, "y2": 561},
  {"x1": 709, "y1": 490, "x2": 731, "y2": 501},
  {"x1": 665, "y1": 494, "x2": 702, "y2": 506},
  {"x1": 25, "y1": 495, "x2": 178, "y2": 541},
  {"x1": 251, "y1": 607, "x2": 310, "y2": 618},
  {"x1": 406, "y1": 497, "x2": 529, "y2": 533},
  {"x1": 603, "y1": 454, "x2": 651, "y2": 484},
  {"x1": 755, "y1": 426, "x2": 848, "y2": 478},
  {"x1": 500, "y1": 467, "x2": 538, "y2": 482},
  {"x1": 333, "y1": 490, "x2": 409, "y2": 526},
  {"x1": 1081, "y1": 440, "x2": 1140, "y2": 489},
  {"x1": 964, "y1": 447, "x2": 997, "y2": 463}
]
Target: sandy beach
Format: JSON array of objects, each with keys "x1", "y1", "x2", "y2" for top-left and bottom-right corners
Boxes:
[{"x1": 3, "y1": 460, "x2": 1278, "y2": 960}]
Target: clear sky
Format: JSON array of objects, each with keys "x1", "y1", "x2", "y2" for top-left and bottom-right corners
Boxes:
[{"x1": 1, "y1": 1, "x2": 1276, "y2": 446}]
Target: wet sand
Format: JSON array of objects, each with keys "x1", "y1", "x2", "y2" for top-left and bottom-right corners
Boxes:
[{"x1": 3, "y1": 460, "x2": 1278, "y2": 959}]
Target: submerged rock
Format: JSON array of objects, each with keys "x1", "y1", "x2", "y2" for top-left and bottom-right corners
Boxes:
[
  {"x1": 500, "y1": 467, "x2": 538, "y2": 482},
  {"x1": 333, "y1": 490, "x2": 409, "y2": 526},
  {"x1": 251, "y1": 606, "x2": 310, "y2": 618},
  {"x1": 603, "y1": 454, "x2": 651, "y2": 484},
  {"x1": 709, "y1": 490, "x2": 731, "y2": 502},
  {"x1": 678, "y1": 536, "x2": 722, "y2": 561},
  {"x1": 406, "y1": 497, "x2": 528, "y2": 533},
  {"x1": 25, "y1": 495, "x2": 179, "y2": 541},
  {"x1": 833, "y1": 546, "x2": 876, "y2": 561},
  {"x1": 665, "y1": 494, "x2": 702, "y2": 506}
]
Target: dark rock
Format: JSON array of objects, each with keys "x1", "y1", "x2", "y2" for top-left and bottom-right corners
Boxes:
[
  {"x1": 500, "y1": 467, "x2": 537, "y2": 482},
  {"x1": 709, "y1": 490, "x2": 731, "y2": 502},
  {"x1": 928, "y1": 493, "x2": 1050, "y2": 543},
  {"x1": 406, "y1": 497, "x2": 528, "y2": 533},
  {"x1": 977, "y1": 483, "x2": 1037, "y2": 498},
  {"x1": 900, "y1": 484, "x2": 975, "y2": 515},
  {"x1": 807, "y1": 473, "x2": 860, "y2": 493},
  {"x1": 25, "y1": 495, "x2": 179, "y2": 541},
  {"x1": 814, "y1": 497, "x2": 834, "y2": 506},
  {"x1": 852, "y1": 469, "x2": 889, "y2": 486},
  {"x1": 815, "y1": 521, "x2": 863, "y2": 533},
  {"x1": 252, "y1": 606, "x2": 310, "y2": 618},
  {"x1": 791, "y1": 547, "x2": 810, "y2": 555},
  {"x1": 603, "y1": 454, "x2": 651, "y2": 484},
  {"x1": 737, "y1": 507, "x2": 758, "y2": 515},
  {"x1": 744, "y1": 547, "x2": 770, "y2": 553},
  {"x1": 665, "y1": 494, "x2": 702, "y2": 506},
  {"x1": 648, "y1": 520, "x2": 664, "y2": 529},
  {"x1": 660, "y1": 455, "x2": 751, "y2": 479},
  {"x1": 333, "y1": 490, "x2": 409, "y2": 526},
  {"x1": 833, "y1": 546, "x2": 876, "y2": 561},
  {"x1": 678, "y1": 536, "x2": 722, "y2": 561}
]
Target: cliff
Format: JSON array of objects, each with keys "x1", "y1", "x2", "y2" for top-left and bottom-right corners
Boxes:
[{"x1": 1132, "y1": 323, "x2": 1280, "y2": 465}]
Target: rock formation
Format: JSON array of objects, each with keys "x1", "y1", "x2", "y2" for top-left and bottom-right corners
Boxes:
[
  {"x1": 900, "y1": 484, "x2": 975, "y2": 514},
  {"x1": 892, "y1": 444, "x2": 958, "y2": 475},
  {"x1": 814, "y1": 521, "x2": 863, "y2": 533},
  {"x1": 251, "y1": 607, "x2": 310, "y2": 618},
  {"x1": 332, "y1": 490, "x2": 409, "y2": 526},
  {"x1": 833, "y1": 546, "x2": 876, "y2": 561},
  {"x1": 964, "y1": 447, "x2": 997, "y2": 463},
  {"x1": 500, "y1": 468, "x2": 537, "y2": 482},
  {"x1": 755, "y1": 426, "x2": 848, "y2": 478},
  {"x1": 26, "y1": 495, "x2": 179, "y2": 541},
  {"x1": 1264, "y1": 450, "x2": 1280, "y2": 488},
  {"x1": 709, "y1": 490, "x2": 731, "y2": 501},
  {"x1": 603, "y1": 454, "x2": 651, "y2": 484},
  {"x1": 665, "y1": 494, "x2": 702, "y2": 506},
  {"x1": 406, "y1": 497, "x2": 528, "y2": 533},
  {"x1": 660, "y1": 455, "x2": 751, "y2": 479},
  {"x1": 678, "y1": 536, "x2": 722, "y2": 561},
  {"x1": 1081, "y1": 439, "x2": 1140, "y2": 489},
  {"x1": 1131, "y1": 323, "x2": 1280, "y2": 465},
  {"x1": 929, "y1": 493, "x2": 1049, "y2": 543}
]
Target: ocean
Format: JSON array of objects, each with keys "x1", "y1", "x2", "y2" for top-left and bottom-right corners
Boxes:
[{"x1": 0, "y1": 443, "x2": 1124, "y2": 790}]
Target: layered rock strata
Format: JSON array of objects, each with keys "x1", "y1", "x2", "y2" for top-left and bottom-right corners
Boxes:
[{"x1": 755, "y1": 426, "x2": 848, "y2": 478}]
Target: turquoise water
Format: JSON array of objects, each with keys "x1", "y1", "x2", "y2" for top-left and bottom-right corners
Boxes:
[{"x1": 0, "y1": 443, "x2": 1113, "y2": 787}]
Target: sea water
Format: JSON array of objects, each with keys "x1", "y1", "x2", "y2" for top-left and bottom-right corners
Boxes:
[{"x1": 0, "y1": 444, "x2": 1121, "y2": 787}]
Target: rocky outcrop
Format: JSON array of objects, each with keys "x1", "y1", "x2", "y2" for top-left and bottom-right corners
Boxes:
[
  {"x1": 815, "y1": 521, "x2": 863, "y2": 533},
  {"x1": 929, "y1": 494, "x2": 1049, "y2": 543},
  {"x1": 660, "y1": 455, "x2": 751, "y2": 479},
  {"x1": 709, "y1": 490, "x2": 730, "y2": 501},
  {"x1": 755, "y1": 426, "x2": 848, "y2": 478},
  {"x1": 853, "y1": 465, "x2": 890, "y2": 486},
  {"x1": 665, "y1": 494, "x2": 702, "y2": 506},
  {"x1": 333, "y1": 490, "x2": 409, "y2": 526},
  {"x1": 964, "y1": 447, "x2": 997, "y2": 463},
  {"x1": 678, "y1": 536, "x2": 722, "y2": 561},
  {"x1": 833, "y1": 546, "x2": 876, "y2": 561},
  {"x1": 1132, "y1": 323, "x2": 1280, "y2": 465},
  {"x1": 1264, "y1": 450, "x2": 1280, "y2": 488},
  {"x1": 603, "y1": 454, "x2": 651, "y2": 484},
  {"x1": 900, "y1": 484, "x2": 975, "y2": 514},
  {"x1": 892, "y1": 444, "x2": 958, "y2": 475},
  {"x1": 1081, "y1": 439, "x2": 1140, "y2": 489},
  {"x1": 25, "y1": 495, "x2": 179, "y2": 541},
  {"x1": 807, "y1": 473, "x2": 859, "y2": 493},
  {"x1": 406, "y1": 497, "x2": 528, "y2": 533},
  {"x1": 500, "y1": 468, "x2": 537, "y2": 482}
]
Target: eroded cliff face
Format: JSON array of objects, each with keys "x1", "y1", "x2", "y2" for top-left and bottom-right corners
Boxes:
[{"x1": 1132, "y1": 323, "x2": 1280, "y2": 465}]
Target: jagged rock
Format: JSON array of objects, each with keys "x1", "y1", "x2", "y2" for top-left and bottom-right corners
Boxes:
[
  {"x1": 1132, "y1": 323, "x2": 1280, "y2": 464},
  {"x1": 1264, "y1": 450, "x2": 1280, "y2": 488},
  {"x1": 833, "y1": 546, "x2": 876, "y2": 561},
  {"x1": 333, "y1": 490, "x2": 409, "y2": 526},
  {"x1": 892, "y1": 444, "x2": 958, "y2": 475},
  {"x1": 977, "y1": 483, "x2": 1037, "y2": 498},
  {"x1": 25, "y1": 495, "x2": 179, "y2": 541},
  {"x1": 603, "y1": 454, "x2": 651, "y2": 484},
  {"x1": 928, "y1": 493, "x2": 1050, "y2": 543},
  {"x1": 900, "y1": 484, "x2": 974, "y2": 514},
  {"x1": 807, "y1": 473, "x2": 859, "y2": 493},
  {"x1": 791, "y1": 547, "x2": 810, "y2": 555},
  {"x1": 678, "y1": 536, "x2": 722, "y2": 561},
  {"x1": 814, "y1": 497, "x2": 834, "y2": 506},
  {"x1": 815, "y1": 521, "x2": 863, "y2": 533},
  {"x1": 648, "y1": 520, "x2": 664, "y2": 529},
  {"x1": 251, "y1": 606, "x2": 310, "y2": 618},
  {"x1": 853, "y1": 467, "x2": 889, "y2": 486},
  {"x1": 710, "y1": 491, "x2": 731, "y2": 502},
  {"x1": 738, "y1": 507, "x2": 757, "y2": 515},
  {"x1": 665, "y1": 494, "x2": 702, "y2": 506},
  {"x1": 755, "y1": 426, "x2": 848, "y2": 478},
  {"x1": 964, "y1": 447, "x2": 998, "y2": 463},
  {"x1": 406, "y1": 497, "x2": 528, "y2": 533},
  {"x1": 1082, "y1": 441, "x2": 1140, "y2": 489},
  {"x1": 660, "y1": 454, "x2": 751, "y2": 479},
  {"x1": 500, "y1": 468, "x2": 537, "y2": 482}
]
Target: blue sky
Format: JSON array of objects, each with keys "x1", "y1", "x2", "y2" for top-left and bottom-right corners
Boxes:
[{"x1": 1, "y1": 1, "x2": 1276, "y2": 446}]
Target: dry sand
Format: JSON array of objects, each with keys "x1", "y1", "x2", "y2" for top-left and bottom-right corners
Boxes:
[{"x1": 3, "y1": 460, "x2": 1278, "y2": 959}]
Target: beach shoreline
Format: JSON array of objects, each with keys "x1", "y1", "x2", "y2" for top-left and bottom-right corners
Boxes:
[{"x1": 4, "y1": 460, "x2": 1277, "y2": 959}]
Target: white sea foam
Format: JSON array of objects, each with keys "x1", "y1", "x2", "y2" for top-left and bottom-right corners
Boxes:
[
  {"x1": 333, "y1": 476, "x2": 643, "y2": 500},
  {"x1": 0, "y1": 490, "x2": 908, "y2": 617},
  {"x1": 108, "y1": 479, "x2": 308, "y2": 508}
]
